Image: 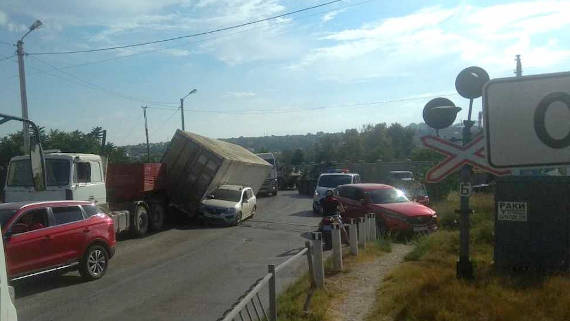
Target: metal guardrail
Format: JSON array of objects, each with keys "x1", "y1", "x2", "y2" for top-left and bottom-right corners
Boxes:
[
  {"x1": 219, "y1": 214, "x2": 379, "y2": 321},
  {"x1": 219, "y1": 245, "x2": 313, "y2": 321}
]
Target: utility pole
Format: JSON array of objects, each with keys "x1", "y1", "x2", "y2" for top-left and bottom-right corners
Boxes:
[
  {"x1": 142, "y1": 106, "x2": 150, "y2": 162},
  {"x1": 16, "y1": 20, "x2": 42, "y2": 153},
  {"x1": 17, "y1": 40, "x2": 30, "y2": 153},
  {"x1": 515, "y1": 54, "x2": 522, "y2": 77},
  {"x1": 180, "y1": 98, "x2": 185, "y2": 131},
  {"x1": 179, "y1": 88, "x2": 197, "y2": 131}
]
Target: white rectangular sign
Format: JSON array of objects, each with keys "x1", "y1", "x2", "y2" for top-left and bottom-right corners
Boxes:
[
  {"x1": 483, "y1": 72, "x2": 570, "y2": 168},
  {"x1": 497, "y1": 201, "x2": 528, "y2": 222}
]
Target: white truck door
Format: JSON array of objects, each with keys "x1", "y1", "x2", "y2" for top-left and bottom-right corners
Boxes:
[
  {"x1": 0, "y1": 225, "x2": 18, "y2": 321},
  {"x1": 72, "y1": 161, "x2": 106, "y2": 204}
]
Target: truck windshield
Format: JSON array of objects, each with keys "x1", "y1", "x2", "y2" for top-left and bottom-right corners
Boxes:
[
  {"x1": 367, "y1": 188, "x2": 409, "y2": 204},
  {"x1": 318, "y1": 175, "x2": 352, "y2": 188},
  {"x1": 7, "y1": 159, "x2": 70, "y2": 187},
  {"x1": 211, "y1": 189, "x2": 242, "y2": 202},
  {"x1": 0, "y1": 209, "x2": 17, "y2": 226}
]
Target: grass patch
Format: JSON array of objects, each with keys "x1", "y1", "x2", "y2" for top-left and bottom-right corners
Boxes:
[
  {"x1": 277, "y1": 241, "x2": 392, "y2": 321},
  {"x1": 367, "y1": 192, "x2": 570, "y2": 321}
]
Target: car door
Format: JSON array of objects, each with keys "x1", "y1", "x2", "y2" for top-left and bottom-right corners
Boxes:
[
  {"x1": 241, "y1": 190, "x2": 252, "y2": 218},
  {"x1": 338, "y1": 187, "x2": 358, "y2": 221},
  {"x1": 48, "y1": 205, "x2": 88, "y2": 265},
  {"x1": 4, "y1": 208, "x2": 52, "y2": 276}
]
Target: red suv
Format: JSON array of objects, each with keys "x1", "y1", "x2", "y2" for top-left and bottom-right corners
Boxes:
[
  {"x1": 336, "y1": 184, "x2": 437, "y2": 234},
  {"x1": 0, "y1": 201, "x2": 116, "y2": 281}
]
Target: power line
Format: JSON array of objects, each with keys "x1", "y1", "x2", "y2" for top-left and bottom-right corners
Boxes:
[
  {"x1": 144, "y1": 92, "x2": 458, "y2": 115},
  {"x1": 28, "y1": 55, "x2": 178, "y2": 106},
  {"x1": 28, "y1": 0, "x2": 342, "y2": 56},
  {"x1": 0, "y1": 54, "x2": 15, "y2": 62}
]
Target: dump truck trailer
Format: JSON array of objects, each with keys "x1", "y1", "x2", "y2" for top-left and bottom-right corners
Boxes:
[{"x1": 162, "y1": 130, "x2": 271, "y2": 217}]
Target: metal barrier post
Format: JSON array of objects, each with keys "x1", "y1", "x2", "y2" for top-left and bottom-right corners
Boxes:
[
  {"x1": 305, "y1": 241, "x2": 315, "y2": 288},
  {"x1": 358, "y1": 217, "x2": 367, "y2": 248},
  {"x1": 332, "y1": 224, "x2": 343, "y2": 271},
  {"x1": 370, "y1": 214, "x2": 377, "y2": 240},
  {"x1": 349, "y1": 219, "x2": 358, "y2": 256},
  {"x1": 268, "y1": 264, "x2": 277, "y2": 321},
  {"x1": 311, "y1": 232, "x2": 325, "y2": 288},
  {"x1": 367, "y1": 214, "x2": 373, "y2": 241}
]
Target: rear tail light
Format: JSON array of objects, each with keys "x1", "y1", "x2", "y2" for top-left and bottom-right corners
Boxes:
[{"x1": 65, "y1": 189, "x2": 73, "y2": 200}]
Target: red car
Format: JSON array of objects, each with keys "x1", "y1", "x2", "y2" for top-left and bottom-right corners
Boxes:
[
  {"x1": 336, "y1": 184, "x2": 437, "y2": 234},
  {"x1": 0, "y1": 201, "x2": 116, "y2": 281}
]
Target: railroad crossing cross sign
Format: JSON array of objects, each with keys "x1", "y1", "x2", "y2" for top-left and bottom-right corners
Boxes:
[{"x1": 421, "y1": 133, "x2": 511, "y2": 183}]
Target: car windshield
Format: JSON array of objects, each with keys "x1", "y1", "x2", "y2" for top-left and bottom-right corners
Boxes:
[
  {"x1": 0, "y1": 209, "x2": 18, "y2": 227},
  {"x1": 210, "y1": 189, "x2": 242, "y2": 202},
  {"x1": 7, "y1": 159, "x2": 70, "y2": 186},
  {"x1": 367, "y1": 188, "x2": 409, "y2": 204},
  {"x1": 318, "y1": 175, "x2": 352, "y2": 188}
]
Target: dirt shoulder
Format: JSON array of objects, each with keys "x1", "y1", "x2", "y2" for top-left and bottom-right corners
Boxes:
[{"x1": 327, "y1": 243, "x2": 412, "y2": 321}]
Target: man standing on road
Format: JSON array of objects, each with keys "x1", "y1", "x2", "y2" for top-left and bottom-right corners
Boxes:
[
  {"x1": 320, "y1": 190, "x2": 349, "y2": 243},
  {"x1": 320, "y1": 189, "x2": 344, "y2": 216}
]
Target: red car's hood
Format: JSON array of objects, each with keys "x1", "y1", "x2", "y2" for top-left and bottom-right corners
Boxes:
[{"x1": 372, "y1": 202, "x2": 435, "y2": 217}]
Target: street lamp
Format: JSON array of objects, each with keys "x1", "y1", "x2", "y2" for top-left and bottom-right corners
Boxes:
[
  {"x1": 180, "y1": 89, "x2": 197, "y2": 131},
  {"x1": 17, "y1": 19, "x2": 42, "y2": 153}
]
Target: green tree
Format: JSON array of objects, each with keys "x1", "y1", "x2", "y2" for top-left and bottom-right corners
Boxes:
[{"x1": 291, "y1": 148, "x2": 304, "y2": 165}]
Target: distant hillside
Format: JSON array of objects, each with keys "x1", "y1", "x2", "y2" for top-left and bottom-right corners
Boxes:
[{"x1": 120, "y1": 122, "x2": 477, "y2": 161}]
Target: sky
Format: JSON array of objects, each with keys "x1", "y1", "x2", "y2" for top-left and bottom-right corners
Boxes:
[{"x1": 0, "y1": 0, "x2": 569, "y2": 146}]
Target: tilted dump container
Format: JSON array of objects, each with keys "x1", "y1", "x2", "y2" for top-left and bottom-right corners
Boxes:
[{"x1": 162, "y1": 130, "x2": 271, "y2": 216}]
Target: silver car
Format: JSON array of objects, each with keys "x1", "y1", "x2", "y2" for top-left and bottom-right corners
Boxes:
[{"x1": 200, "y1": 185, "x2": 257, "y2": 225}]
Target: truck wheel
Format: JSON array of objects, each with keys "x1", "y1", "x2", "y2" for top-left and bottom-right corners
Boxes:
[
  {"x1": 150, "y1": 203, "x2": 165, "y2": 231},
  {"x1": 131, "y1": 204, "x2": 149, "y2": 237},
  {"x1": 79, "y1": 244, "x2": 109, "y2": 281}
]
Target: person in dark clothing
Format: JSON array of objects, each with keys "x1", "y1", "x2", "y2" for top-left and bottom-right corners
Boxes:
[
  {"x1": 320, "y1": 189, "x2": 344, "y2": 216},
  {"x1": 319, "y1": 189, "x2": 349, "y2": 244}
]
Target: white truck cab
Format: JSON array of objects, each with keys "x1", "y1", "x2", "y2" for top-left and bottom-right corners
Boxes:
[{"x1": 4, "y1": 153, "x2": 106, "y2": 204}]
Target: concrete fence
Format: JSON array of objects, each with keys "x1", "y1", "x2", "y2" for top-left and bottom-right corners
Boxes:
[{"x1": 219, "y1": 214, "x2": 378, "y2": 321}]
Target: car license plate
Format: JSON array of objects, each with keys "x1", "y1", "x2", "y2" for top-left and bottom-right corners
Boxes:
[{"x1": 413, "y1": 225, "x2": 429, "y2": 232}]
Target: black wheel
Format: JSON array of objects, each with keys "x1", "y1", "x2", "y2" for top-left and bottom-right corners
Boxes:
[
  {"x1": 232, "y1": 211, "x2": 243, "y2": 226},
  {"x1": 79, "y1": 244, "x2": 109, "y2": 281},
  {"x1": 131, "y1": 204, "x2": 149, "y2": 237},
  {"x1": 149, "y1": 203, "x2": 165, "y2": 231}
]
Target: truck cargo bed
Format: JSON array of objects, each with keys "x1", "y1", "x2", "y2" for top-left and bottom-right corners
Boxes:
[{"x1": 106, "y1": 163, "x2": 166, "y2": 202}]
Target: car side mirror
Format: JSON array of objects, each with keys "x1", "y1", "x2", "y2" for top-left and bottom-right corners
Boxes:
[{"x1": 208, "y1": 194, "x2": 215, "y2": 199}]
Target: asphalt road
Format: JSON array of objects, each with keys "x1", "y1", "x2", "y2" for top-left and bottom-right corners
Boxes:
[{"x1": 14, "y1": 191, "x2": 321, "y2": 321}]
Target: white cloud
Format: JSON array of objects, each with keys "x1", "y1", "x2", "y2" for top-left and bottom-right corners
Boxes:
[
  {"x1": 321, "y1": 9, "x2": 344, "y2": 23},
  {"x1": 228, "y1": 91, "x2": 257, "y2": 98},
  {"x1": 294, "y1": 2, "x2": 570, "y2": 81}
]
